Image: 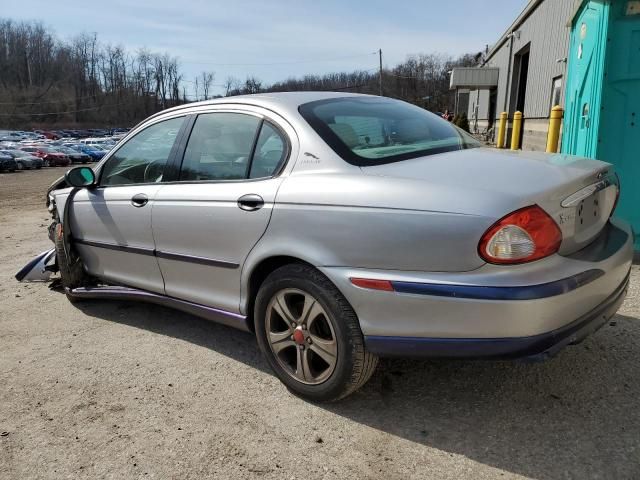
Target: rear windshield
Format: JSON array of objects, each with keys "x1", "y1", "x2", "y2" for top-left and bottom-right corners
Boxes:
[{"x1": 299, "y1": 96, "x2": 480, "y2": 166}]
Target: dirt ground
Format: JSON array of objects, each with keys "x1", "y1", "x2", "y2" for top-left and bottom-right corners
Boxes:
[{"x1": 1, "y1": 168, "x2": 639, "y2": 480}]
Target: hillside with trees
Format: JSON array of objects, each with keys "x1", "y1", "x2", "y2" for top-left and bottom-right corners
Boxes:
[{"x1": 0, "y1": 18, "x2": 479, "y2": 128}]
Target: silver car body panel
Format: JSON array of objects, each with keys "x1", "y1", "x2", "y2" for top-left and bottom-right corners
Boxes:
[
  {"x1": 15, "y1": 248, "x2": 56, "y2": 282},
  {"x1": 153, "y1": 178, "x2": 282, "y2": 312},
  {"x1": 41, "y1": 92, "x2": 632, "y2": 354},
  {"x1": 70, "y1": 184, "x2": 166, "y2": 293},
  {"x1": 320, "y1": 219, "x2": 633, "y2": 339},
  {"x1": 151, "y1": 104, "x2": 299, "y2": 313}
]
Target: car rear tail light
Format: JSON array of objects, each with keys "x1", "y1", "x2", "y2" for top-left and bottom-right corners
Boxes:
[{"x1": 479, "y1": 205, "x2": 562, "y2": 264}]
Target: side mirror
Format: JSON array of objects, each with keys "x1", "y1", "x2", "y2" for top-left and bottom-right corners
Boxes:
[{"x1": 65, "y1": 166, "x2": 96, "y2": 188}]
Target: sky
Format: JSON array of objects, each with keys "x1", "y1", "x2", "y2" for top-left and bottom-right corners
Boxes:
[{"x1": 8, "y1": 0, "x2": 528, "y2": 97}]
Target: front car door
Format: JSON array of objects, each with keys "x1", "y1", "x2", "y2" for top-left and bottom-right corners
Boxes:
[
  {"x1": 70, "y1": 115, "x2": 186, "y2": 293},
  {"x1": 152, "y1": 108, "x2": 292, "y2": 313}
]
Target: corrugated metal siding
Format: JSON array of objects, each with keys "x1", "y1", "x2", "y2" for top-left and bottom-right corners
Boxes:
[
  {"x1": 450, "y1": 68, "x2": 499, "y2": 88},
  {"x1": 485, "y1": 0, "x2": 576, "y2": 119},
  {"x1": 487, "y1": 44, "x2": 512, "y2": 116}
]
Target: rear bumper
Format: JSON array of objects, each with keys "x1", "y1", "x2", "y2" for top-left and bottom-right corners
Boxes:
[
  {"x1": 364, "y1": 270, "x2": 629, "y2": 360},
  {"x1": 321, "y1": 218, "x2": 633, "y2": 358}
]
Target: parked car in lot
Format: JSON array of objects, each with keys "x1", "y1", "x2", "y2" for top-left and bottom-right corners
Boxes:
[
  {"x1": 0, "y1": 149, "x2": 43, "y2": 169},
  {"x1": 18, "y1": 146, "x2": 71, "y2": 167},
  {"x1": 79, "y1": 137, "x2": 117, "y2": 149},
  {"x1": 55, "y1": 146, "x2": 91, "y2": 164},
  {"x1": 40, "y1": 130, "x2": 61, "y2": 140},
  {"x1": 0, "y1": 151, "x2": 17, "y2": 172},
  {"x1": 65, "y1": 144, "x2": 105, "y2": 161},
  {"x1": 19, "y1": 92, "x2": 633, "y2": 401}
]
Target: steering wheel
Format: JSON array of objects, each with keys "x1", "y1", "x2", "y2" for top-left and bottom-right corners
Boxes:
[{"x1": 143, "y1": 160, "x2": 164, "y2": 183}]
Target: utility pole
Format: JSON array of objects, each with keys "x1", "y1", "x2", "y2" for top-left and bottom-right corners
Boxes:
[{"x1": 378, "y1": 49, "x2": 383, "y2": 96}]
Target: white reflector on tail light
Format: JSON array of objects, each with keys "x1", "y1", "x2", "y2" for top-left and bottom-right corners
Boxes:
[
  {"x1": 484, "y1": 225, "x2": 535, "y2": 260},
  {"x1": 479, "y1": 205, "x2": 562, "y2": 264}
]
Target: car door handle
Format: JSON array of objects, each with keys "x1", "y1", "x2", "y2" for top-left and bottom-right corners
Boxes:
[
  {"x1": 237, "y1": 194, "x2": 264, "y2": 211},
  {"x1": 131, "y1": 193, "x2": 149, "y2": 208}
]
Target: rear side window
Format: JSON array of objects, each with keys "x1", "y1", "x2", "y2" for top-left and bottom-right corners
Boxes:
[
  {"x1": 299, "y1": 96, "x2": 480, "y2": 166},
  {"x1": 181, "y1": 113, "x2": 260, "y2": 181},
  {"x1": 179, "y1": 113, "x2": 288, "y2": 181},
  {"x1": 249, "y1": 122, "x2": 287, "y2": 179}
]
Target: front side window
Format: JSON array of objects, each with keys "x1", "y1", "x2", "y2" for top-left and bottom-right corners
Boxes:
[
  {"x1": 299, "y1": 96, "x2": 480, "y2": 166},
  {"x1": 100, "y1": 116, "x2": 184, "y2": 186}
]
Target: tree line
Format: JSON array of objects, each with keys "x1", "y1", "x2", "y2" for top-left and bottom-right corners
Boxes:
[{"x1": 0, "y1": 18, "x2": 480, "y2": 128}]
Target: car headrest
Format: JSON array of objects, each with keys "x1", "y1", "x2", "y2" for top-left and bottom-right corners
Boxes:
[{"x1": 329, "y1": 123, "x2": 360, "y2": 149}]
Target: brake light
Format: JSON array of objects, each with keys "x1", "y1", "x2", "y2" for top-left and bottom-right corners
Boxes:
[{"x1": 479, "y1": 205, "x2": 562, "y2": 264}]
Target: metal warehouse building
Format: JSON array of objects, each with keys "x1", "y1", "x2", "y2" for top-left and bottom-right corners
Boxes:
[
  {"x1": 451, "y1": 0, "x2": 577, "y2": 150},
  {"x1": 452, "y1": 0, "x2": 640, "y2": 249}
]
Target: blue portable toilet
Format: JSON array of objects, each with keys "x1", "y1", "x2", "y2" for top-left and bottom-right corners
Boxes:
[{"x1": 563, "y1": 0, "x2": 640, "y2": 249}]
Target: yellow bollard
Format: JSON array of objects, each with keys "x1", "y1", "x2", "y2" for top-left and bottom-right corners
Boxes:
[
  {"x1": 546, "y1": 105, "x2": 564, "y2": 153},
  {"x1": 496, "y1": 112, "x2": 508, "y2": 149},
  {"x1": 510, "y1": 111, "x2": 523, "y2": 150}
]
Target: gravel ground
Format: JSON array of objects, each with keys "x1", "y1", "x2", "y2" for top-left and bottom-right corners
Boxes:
[{"x1": 1, "y1": 168, "x2": 639, "y2": 480}]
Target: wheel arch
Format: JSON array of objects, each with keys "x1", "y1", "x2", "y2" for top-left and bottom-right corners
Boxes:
[{"x1": 242, "y1": 255, "x2": 316, "y2": 330}]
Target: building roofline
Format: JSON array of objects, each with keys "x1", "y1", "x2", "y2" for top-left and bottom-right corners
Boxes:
[
  {"x1": 483, "y1": 0, "x2": 584, "y2": 64},
  {"x1": 482, "y1": 0, "x2": 545, "y2": 64}
]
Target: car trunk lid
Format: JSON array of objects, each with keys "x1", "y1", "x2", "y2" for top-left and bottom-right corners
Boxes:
[{"x1": 361, "y1": 148, "x2": 618, "y2": 255}]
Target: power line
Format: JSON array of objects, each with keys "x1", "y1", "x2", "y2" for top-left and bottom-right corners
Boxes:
[
  {"x1": 0, "y1": 90, "x2": 130, "y2": 106},
  {"x1": 180, "y1": 52, "x2": 378, "y2": 67},
  {"x1": 0, "y1": 103, "x2": 127, "y2": 116}
]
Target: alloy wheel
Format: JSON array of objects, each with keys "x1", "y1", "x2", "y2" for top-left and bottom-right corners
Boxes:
[{"x1": 265, "y1": 288, "x2": 338, "y2": 385}]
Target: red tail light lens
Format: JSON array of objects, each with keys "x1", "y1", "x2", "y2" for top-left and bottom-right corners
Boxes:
[{"x1": 479, "y1": 205, "x2": 562, "y2": 264}]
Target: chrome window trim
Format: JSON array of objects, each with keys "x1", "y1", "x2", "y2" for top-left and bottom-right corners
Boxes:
[
  {"x1": 93, "y1": 104, "x2": 297, "y2": 187},
  {"x1": 173, "y1": 110, "x2": 292, "y2": 184}
]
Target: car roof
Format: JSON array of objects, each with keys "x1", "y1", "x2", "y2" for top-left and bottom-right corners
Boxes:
[{"x1": 148, "y1": 91, "x2": 376, "y2": 122}]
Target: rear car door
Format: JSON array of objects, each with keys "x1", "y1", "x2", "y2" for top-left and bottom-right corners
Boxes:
[
  {"x1": 152, "y1": 109, "x2": 291, "y2": 313},
  {"x1": 70, "y1": 115, "x2": 186, "y2": 293}
]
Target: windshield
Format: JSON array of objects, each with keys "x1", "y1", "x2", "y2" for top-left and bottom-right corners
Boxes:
[{"x1": 299, "y1": 96, "x2": 480, "y2": 166}]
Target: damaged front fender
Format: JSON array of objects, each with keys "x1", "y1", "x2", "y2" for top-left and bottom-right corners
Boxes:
[{"x1": 15, "y1": 248, "x2": 57, "y2": 282}]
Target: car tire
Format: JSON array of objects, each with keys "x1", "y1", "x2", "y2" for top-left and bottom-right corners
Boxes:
[
  {"x1": 16, "y1": 162, "x2": 24, "y2": 171},
  {"x1": 254, "y1": 263, "x2": 378, "y2": 402},
  {"x1": 43, "y1": 159, "x2": 50, "y2": 167},
  {"x1": 53, "y1": 222, "x2": 87, "y2": 303}
]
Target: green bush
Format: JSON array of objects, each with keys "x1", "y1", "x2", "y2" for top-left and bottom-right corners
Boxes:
[{"x1": 454, "y1": 113, "x2": 470, "y2": 132}]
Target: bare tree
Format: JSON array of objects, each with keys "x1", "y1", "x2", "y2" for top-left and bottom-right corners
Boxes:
[
  {"x1": 223, "y1": 76, "x2": 240, "y2": 96},
  {"x1": 200, "y1": 71, "x2": 214, "y2": 100}
]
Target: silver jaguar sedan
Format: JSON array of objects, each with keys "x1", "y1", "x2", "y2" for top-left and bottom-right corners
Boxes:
[{"x1": 18, "y1": 92, "x2": 633, "y2": 401}]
